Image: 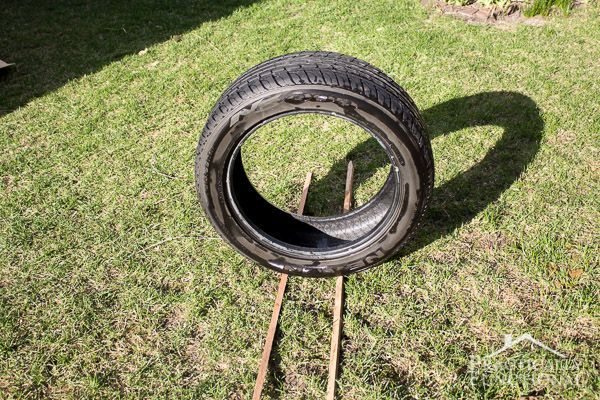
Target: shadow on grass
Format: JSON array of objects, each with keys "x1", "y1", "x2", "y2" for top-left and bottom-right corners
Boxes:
[
  {"x1": 311, "y1": 91, "x2": 544, "y2": 253},
  {"x1": 0, "y1": 0, "x2": 257, "y2": 115},
  {"x1": 300, "y1": 91, "x2": 543, "y2": 396},
  {"x1": 262, "y1": 92, "x2": 542, "y2": 397}
]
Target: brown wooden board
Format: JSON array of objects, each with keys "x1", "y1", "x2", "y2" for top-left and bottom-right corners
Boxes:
[
  {"x1": 252, "y1": 172, "x2": 312, "y2": 400},
  {"x1": 253, "y1": 163, "x2": 354, "y2": 399},
  {"x1": 327, "y1": 161, "x2": 353, "y2": 400}
]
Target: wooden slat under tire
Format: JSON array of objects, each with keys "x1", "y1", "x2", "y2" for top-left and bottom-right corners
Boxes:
[
  {"x1": 327, "y1": 161, "x2": 353, "y2": 400},
  {"x1": 253, "y1": 163, "x2": 354, "y2": 399},
  {"x1": 252, "y1": 172, "x2": 312, "y2": 400}
]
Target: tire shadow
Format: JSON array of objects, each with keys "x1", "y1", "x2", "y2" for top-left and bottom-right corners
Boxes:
[
  {"x1": 300, "y1": 91, "x2": 544, "y2": 398},
  {"x1": 253, "y1": 91, "x2": 543, "y2": 398},
  {"x1": 310, "y1": 91, "x2": 544, "y2": 252},
  {"x1": 304, "y1": 91, "x2": 543, "y2": 397}
]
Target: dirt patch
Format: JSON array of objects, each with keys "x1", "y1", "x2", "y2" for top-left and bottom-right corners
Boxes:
[
  {"x1": 423, "y1": 0, "x2": 544, "y2": 26},
  {"x1": 563, "y1": 316, "x2": 599, "y2": 343},
  {"x1": 425, "y1": 0, "x2": 587, "y2": 26},
  {"x1": 548, "y1": 129, "x2": 577, "y2": 145},
  {"x1": 164, "y1": 304, "x2": 191, "y2": 330},
  {"x1": 459, "y1": 229, "x2": 509, "y2": 254}
]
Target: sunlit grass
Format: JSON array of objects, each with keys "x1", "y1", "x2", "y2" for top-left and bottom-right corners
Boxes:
[
  {"x1": 242, "y1": 114, "x2": 389, "y2": 216},
  {"x1": 0, "y1": 0, "x2": 598, "y2": 398}
]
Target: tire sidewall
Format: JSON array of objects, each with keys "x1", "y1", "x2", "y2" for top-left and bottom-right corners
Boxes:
[{"x1": 196, "y1": 86, "x2": 428, "y2": 277}]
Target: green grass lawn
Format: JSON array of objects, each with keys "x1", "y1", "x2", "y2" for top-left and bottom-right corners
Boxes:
[{"x1": 1, "y1": 0, "x2": 598, "y2": 398}]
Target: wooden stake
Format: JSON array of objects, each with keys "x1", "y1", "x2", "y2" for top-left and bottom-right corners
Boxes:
[
  {"x1": 343, "y1": 161, "x2": 354, "y2": 214},
  {"x1": 327, "y1": 161, "x2": 353, "y2": 400},
  {"x1": 252, "y1": 172, "x2": 312, "y2": 400},
  {"x1": 298, "y1": 171, "x2": 312, "y2": 216}
]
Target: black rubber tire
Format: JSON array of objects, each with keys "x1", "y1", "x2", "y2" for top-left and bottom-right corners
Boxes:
[{"x1": 195, "y1": 51, "x2": 434, "y2": 277}]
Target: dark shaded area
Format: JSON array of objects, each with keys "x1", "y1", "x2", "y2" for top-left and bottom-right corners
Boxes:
[
  {"x1": 0, "y1": 0, "x2": 257, "y2": 115},
  {"x1": 231, "y1": 153, "x2": 349, "y2": 248},
  {"x1": 312, "y1": 91, "x2": 544, "y2": 253}
]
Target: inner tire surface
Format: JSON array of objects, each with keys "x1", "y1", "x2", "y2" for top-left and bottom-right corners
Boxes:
[{"x1": 195, "y1": 51, "x2": 434, "y2": 277}]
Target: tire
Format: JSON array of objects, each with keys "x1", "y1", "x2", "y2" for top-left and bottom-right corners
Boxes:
[{"x1": 195, "y1": 51, "x2": 434, "y2": 277}]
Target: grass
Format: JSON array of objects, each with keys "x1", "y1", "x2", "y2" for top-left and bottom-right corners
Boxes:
[
  {"x1": 525, "y1": 0, "x2": 575, "y2": 16},
  {"x1": 1, "y1": 0, "x2": 599, "y2": 398},
  {"x1": 242, "y1": 114, "x2": 390, "y2": 216}
]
